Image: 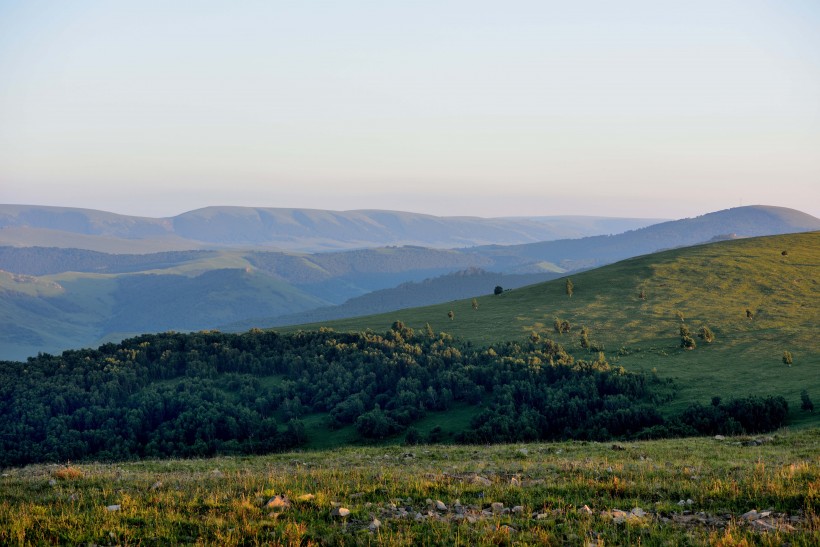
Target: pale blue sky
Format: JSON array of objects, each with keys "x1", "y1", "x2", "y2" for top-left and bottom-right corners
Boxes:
[{"x1": 1, "y1": 1, "x2": 818, "y2": 218}]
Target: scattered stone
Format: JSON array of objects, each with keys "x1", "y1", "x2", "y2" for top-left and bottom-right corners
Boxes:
[
  {"x1": 580, "y1": 505, "x2": 593, "y2": 515},
  {"x1": 687, "y1": 499, "x2": 694, "y2": 506},
  {"x1": 471, "y1": 475, "x2": 492, "y2": 486},
  {"x1": 536, "y1": 513, "x2": 549, "y2": 519},
  {"x1": 491, "y1": 502, "x2": 505, "y2": 514},
  {"x1": 297, "y1": 493, "x2": 315, "y2": 502},
  {"x1": 512, "y1": 505, "x2": 524, "y2": 514},
  {"x1": 611, "y1": 444, "x2": 625, "y2": 451},
  {"x1": 149, "y1": 481, "x2": 162, "y2": 491},
  {"x1": 631, "y1": 507, "x2": 646, "y2": 518},
  {"x1": 742, "y1": 510, "x2": 760, "y2": 521},
  {"x1": 48, "y1": 479, "x2": 57, "y2": 486},
  {"x1": 369, "y1": 518, "x2": 381, "y2": 532},
  {"x1": 500, "y1": 524, "x2": 517, "y2": 533},
  {"x1": 510, "y1": 476, "x2": 521, "y2": 487},
  {"x1": 517, "y1": 448, "x2": 529, "y2": 456},
  {"x1": 68, "y1": 493, "x2": 78, "y2": 502},
  {"x1": 714, "y1": 435, "x2": 725, "y2": 440},
  {"x1": 106, "y1": 504, "x2": 121, "y2": 512},
  {"x1": 211, "y1": 469, "x2": 224, "y2": 478},
  {"x1": 435, "y1": 500, "x2": 447, "y2": 511},
  {"x1": 349, "y1": 492, "x2": 365, "y2": 499},
  {"x1": 266, "y1": 495, "x2": 290, "y2": 512},
  {"x1": 331, "y1": 507, "x2": 350, "y2": 518}
]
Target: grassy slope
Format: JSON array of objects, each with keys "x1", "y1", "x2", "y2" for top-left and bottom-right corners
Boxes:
[
  {"x1": 2, "y1": 430, "x2": 817, "y2": 545},
  {"x1": 287, "y1": 232, "x2": 820, "y2": 427}
]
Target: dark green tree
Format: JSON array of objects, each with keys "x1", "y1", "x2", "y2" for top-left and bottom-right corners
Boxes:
[
  {"x1": 801, "y1": 390, "x2": 814, "y2": 412},
  {"x1": 494, "y1": 285, "x2": 503, "y2": 295}
]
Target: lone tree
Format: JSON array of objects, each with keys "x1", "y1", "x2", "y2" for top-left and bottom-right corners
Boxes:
[
  {"x1": 566, "y1": 278, "x2": 574, "y2": 297},
  {"x1": 782, "y1": 351, "x2": 793, "y2": 365},
  {"x1": 579, "y1": 326, "x2": 590, "y2": 349},
  {"x1": 746, "y1": 309, "x2": 754, "y2": 320},
  {"x1": 447, "y1": 310, "x2": 455, "y2": 321},
  {"x1": 472, "y1": 298, "x2": 479, "y2": 311},
  {"x1": 639, "y1": 288, "x2": 646, "y2": 300},
  {"x1": 680, "y1": 324, "x2": 696, "y2": 349},
  {"x1": 698, "y1": 325, "x2": 715, "y2": 343},
  {"x1": 801, "y1": 390, "x2": 814, "y2": 412},
  {"x1": 494, "y1": 285, "x2": 503, "y2": 296}
]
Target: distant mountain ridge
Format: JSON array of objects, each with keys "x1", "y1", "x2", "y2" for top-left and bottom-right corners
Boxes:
[
  {"x1": 0, "y1": 204, "x2": 666, "y2": 253},
  {"x1": 0, "y1": 204, "x2": 817, "y2": 361}
]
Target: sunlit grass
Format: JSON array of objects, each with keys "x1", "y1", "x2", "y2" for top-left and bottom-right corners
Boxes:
[{"x1": 2, "y1": 429, "x2": 817, "y2": 545}]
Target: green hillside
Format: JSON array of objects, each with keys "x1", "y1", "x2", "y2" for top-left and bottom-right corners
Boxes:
[{"x1": 291, "y1": 232, "x2": 820, "y2": 427}]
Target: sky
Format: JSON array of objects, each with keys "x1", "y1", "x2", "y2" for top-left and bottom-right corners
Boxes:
[{"x1": 1, "y1": 0, "x2": 819, "y2": 219}]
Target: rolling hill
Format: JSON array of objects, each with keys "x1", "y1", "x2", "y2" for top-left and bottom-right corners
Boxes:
[
  {"x1": 1, "y1": 205, "x2": 817, "y2": 361},
  {"x1": 288, "y1": 231, "x2": 820, "y2": 427},
  {"x1": 0, "y1": 204, "x2": 665, "y2": 253}
]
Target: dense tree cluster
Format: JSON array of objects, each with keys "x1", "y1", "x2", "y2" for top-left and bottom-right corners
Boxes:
[{"x1": 0, "y1": 324, "x2": 790, "y2": 467}]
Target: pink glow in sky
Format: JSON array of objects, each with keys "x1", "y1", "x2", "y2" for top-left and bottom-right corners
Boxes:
[{"x1": 1, "y1": 1, "x2": 818, "y2": 219}]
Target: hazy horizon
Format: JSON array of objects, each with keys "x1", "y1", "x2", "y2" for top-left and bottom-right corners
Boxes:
[{"x1": 2, "y1": 1, "x2": 819, "y2": 219}]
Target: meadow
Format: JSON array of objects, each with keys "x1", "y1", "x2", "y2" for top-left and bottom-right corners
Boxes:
[
  {"x1": 295, "y1": 232, "x2": 820, "y2": 428},
  {"x1": 1, "y1": 429, "x2": 817, "y2": 545}
]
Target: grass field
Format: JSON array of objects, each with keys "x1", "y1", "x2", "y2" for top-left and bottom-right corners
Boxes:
[
  {"x1": 290, "y1": 232, "x2": 820, "y2": 428},
  {"x1": 2, "y1": 429, "x2": 817, "y2": 545}
]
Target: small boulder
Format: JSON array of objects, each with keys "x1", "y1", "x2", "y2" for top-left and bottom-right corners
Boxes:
[
  {"x1": 471, "y1": 475, "x2": 492, "y2": 486},
  {"x1": 297, "y1": 493, "x2": 315, "y2": 502},
  {"x1": 331, "y1": 507, "x2": 351, "y2": 518},
  {"x1": 369, "y1": 518, "x2": 381, "y2": 532},
  {"x1": 491, "y1": 502, "x2": 505, "y2": 514},
  {"x1": 266, "y1": 495, "x2": 290, "y2": 512},
  {"x1": 435, "y1": 500, "x2": 447, "y2": 511},
  {"x1": 106, "y1": 504, "x2": 121, "y2": 512},
  {"x1": 149, "y1": 481, "x2": 162, "y2": 491}
]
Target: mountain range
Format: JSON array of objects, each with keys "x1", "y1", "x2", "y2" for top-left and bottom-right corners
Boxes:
[
  {"x1": 0, "y1": 204, "x2": 817, "y2": 361},
  {"x1": 0, "y1": 204, "x2": 665, "y2": 253}
]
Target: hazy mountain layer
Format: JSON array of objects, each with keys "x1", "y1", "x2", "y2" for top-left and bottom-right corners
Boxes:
[
  {"x1": 0, "y1": 204, "x2": 665, "y2": 252},
  {"x1": 0, "y1": 205, "x2": 816, "y2": 360}
]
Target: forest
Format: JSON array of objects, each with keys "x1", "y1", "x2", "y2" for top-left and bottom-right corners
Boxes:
[{"x1": 0, "y1": 324, "x2": 789, "y2": 467}]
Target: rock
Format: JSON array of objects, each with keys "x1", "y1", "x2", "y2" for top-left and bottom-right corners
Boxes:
[
  {"x1": 742, "y1": 510, "x2": 761, "y2": 521},
  {"x1": 266, "y1": 495, "x2": 290, "y2": 512},
  {"x1": 350, "y1": 492, "x2": 365, "y2": 499},
  {"x1": 500, "y1": 525, "x2": 517, "y2": 533},
  {"x1": 536, "y1": 513, "x2": 549, "y2": 519},
  {"x1": 517, "y1": 448, "x2": 529, "y2": 456},
  {"x1": 611, "y1": 444, "x2": 625, "y2": 451},
  {"x1": 149, "y1": 481, "x2": 162, "y2": 491},
  {"x1": 510, "y1": 476, "x2": 521, "y2": 487},
  {"x1": 512, "y1": 505, "x2": 524, "y2": 514},
  {"x1": 297, "y1": 494, "x2": 315, "y2": 502},
  {"x1": 211, "y1": 469, "x2": 224, "y2": 478},
  {"x1": 331, "y1": 507, "x2": 350, "y2": 518},
  {"x1": 106, "y1": 504, "x2": 121, "y2": 512},
  {"x1": 714, "y1": 435, "x2": 725, "y2": 440},
  {"x1": 369, "y1": 518, "x2": 381, "y2": 532},
  {"x1": 678, "y1": 500, "x2": 687, "y2": 506},
  {"x1": 686, "y1": 499, "x2": 694, "y2": 505},
  {"x1": 491, "y1": 502, "x2": 505, "y2": 514},
  {"x1": 631, "y1": 507, "x2": 646, "y2": 517},
  {"x1": 48, "y1": 479, "x2": 57, "y2": 486},
  {"x1": 580, "y1": 505, "x2": 593, "y2": 514},
  {"x1": 471, "y1": 475, "x2": 492, "y2": 486},
  {"x1": 435, "y1": 500, "x2": 447, "y2": 511},
  {"x1": 68, "y1": 493, "x2": 78, "y2": 502}
]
